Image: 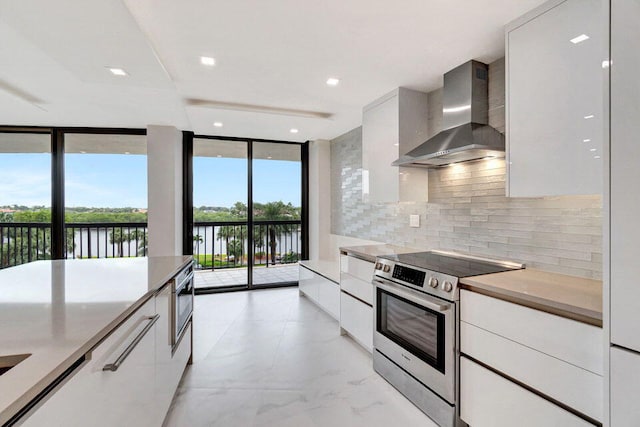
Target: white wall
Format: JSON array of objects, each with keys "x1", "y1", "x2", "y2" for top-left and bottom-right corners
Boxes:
[
  {"x1": 147, "y1": 125, "x2": 182, "y2": 257},
  {"x1": 308, "y1": 139, "x2": 331, "y2": 260}
]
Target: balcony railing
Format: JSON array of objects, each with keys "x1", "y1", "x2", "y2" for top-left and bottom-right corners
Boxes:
[
  {"x1": 1, "y1": 219, "x2": 301, "y2": 270},
  {"x1": 193, "y1": 219, "x2": 302, "y2": 270}
]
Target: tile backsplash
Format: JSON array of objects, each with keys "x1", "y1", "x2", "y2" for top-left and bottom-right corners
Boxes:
[{"x1": 330, "y1": 58, "x2": 602, "y2": 279}]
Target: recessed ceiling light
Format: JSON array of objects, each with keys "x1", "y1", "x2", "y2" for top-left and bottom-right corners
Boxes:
[
  {"x1": 602, "y1": 60, "x2": 611, "y2": 69},
  {"x1": 326, "y1": 77, "x2": 340, "y2": 86},
  {"x1": 290, "y1": 128, "x2": 299, "y2": 134},
  {"x1": 584, "y1": 114, "x2": 595, "y2": 119},
  {"x1": 80, "y1": 151, "x2": 86, "y2": 154},
  {"x1": 590, "y1": 148, "x2": 597, "y2": 152},
  {"x1": 267, "y1": 156, "x2": 273, "y2": 159},
  {"x1": 124, "y1": 151, "x2": 130, "y2": 155},
  {"x1": 108, "y1": 67, "x2": 127, "y2": 76},
  {"x1": 570, "y1": 34, "x2": 590, "y2": 44},
  {"x1": 594, "y1": 155, "x2": 601, "y2": 159},
  {"x1": 200, "y1": 56, "x2": 216, "y2": 66},
  {"x1": 213, "y1": 122, "x2": 223, "y2": 127},
  {"x1": 583, "y1": 139, "x2": 591, "y2": 142}
]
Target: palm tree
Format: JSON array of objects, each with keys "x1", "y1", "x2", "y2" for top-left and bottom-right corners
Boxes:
[
  {"x1": 254, "y1": 201, "x2": 299, "y2": 265},
  {"x1": 216, "y1": 225, "x2": 246, "y2": 265},
  {"x1": 109, "y1": 228, "x2": 133, "y2": 257}
]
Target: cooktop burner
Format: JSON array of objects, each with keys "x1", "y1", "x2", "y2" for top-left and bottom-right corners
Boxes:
[{"x1": 379, "y1": 251, "x2": 521, "y2": 278}]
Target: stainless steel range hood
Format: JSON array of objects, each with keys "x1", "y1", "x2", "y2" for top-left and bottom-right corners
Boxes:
[{"x1": 392, "y1": 60, "x2": 504, "y2": 168}]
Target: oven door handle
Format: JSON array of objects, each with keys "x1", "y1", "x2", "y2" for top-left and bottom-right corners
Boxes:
[
  {"x1": 174, "y1": 272, "x2": 194, "y2": 293},
  {"x1": 373, "y1": 278, "x2": 451, "y2": 313}
]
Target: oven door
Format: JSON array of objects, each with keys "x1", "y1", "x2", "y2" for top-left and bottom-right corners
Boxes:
[{"x1": 373, "y1": 277, "x2": 455, "y2": 403}]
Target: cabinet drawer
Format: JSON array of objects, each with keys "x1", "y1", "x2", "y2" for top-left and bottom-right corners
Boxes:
[
  {"x1": 340, "y1": 291, "x2": 373, "y2": 352},
  {"x1": 340, "y1": 272, "x2": 373, "y2": 305},
  {"x1": 340, "y1": 255, "x2": 374, "y2": 283},
  {"x1": 318, "y1": 280, "x2": 340, "y2": 320},
  {"x1": 460, "y1": 357, "x2": 593, "y2": 427},
  {"x1": 611, "y1": 346, "x2": 640, "y2": 426},
  {"x1": 460, "y1": 290, "x2": 602, "y2": 374},
  {"x1": 461, "y1": 321, "x2": 602, "y2": 421},
  {"x1": 23, "y1": 298, "x2": 157, "y2": 427}
]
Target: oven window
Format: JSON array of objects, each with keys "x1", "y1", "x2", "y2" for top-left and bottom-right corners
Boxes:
[{"x1": 377, "y1": 288, "x2": 446, "y2": 373}]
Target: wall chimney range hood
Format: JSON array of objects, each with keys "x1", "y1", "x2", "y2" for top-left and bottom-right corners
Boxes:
[{"x1": 392, "y1": 60, "x2": 504, "y2": 168}]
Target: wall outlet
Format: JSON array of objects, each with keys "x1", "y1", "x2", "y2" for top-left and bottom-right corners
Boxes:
[{"x1": 409, "y1": 214, "x2": 420, "y2": 228}]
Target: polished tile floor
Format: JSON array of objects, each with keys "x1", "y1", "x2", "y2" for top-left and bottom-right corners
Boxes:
[{"x1": 164, "y1": 287, "x2": 437, "y2": 427}]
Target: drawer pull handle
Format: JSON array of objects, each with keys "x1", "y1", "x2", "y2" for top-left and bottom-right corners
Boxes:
[{"x1": 103, "y1": 315, "x2": 159, "y2": 372}]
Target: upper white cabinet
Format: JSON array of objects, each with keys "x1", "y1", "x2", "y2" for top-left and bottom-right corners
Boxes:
[
  {"x1": 506, "y1": 0, "x2": 605, "y2": 197},
  {"x1": 362, "y1": 87, "x2": 429, "y2": 203},
  {"x1": 610, "y1": 0, "x2": 640, "y2": 353}
]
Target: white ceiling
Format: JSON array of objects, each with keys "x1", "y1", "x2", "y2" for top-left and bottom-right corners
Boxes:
[{"x1": 0, "y1": 0, "x2": 545, "y2": 142}]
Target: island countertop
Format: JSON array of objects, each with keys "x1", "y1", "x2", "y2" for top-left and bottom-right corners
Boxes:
[
  {"x1": 460, "y1": 269, "x2": 603, "y2": 327},
  {"x1": 0, "y1": 256, "x2": 192, "y2": 425}
]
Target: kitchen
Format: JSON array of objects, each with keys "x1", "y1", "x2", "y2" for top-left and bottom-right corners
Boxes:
[{"x1": 0, "y1": 0, "x2": 636, "y2": 426}]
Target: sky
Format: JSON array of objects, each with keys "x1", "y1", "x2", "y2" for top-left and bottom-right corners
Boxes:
[{"x1": 0, "y1": 153, "x2": 301, "y2": 209}]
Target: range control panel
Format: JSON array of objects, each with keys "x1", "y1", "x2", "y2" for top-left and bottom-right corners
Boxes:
[
  {"x1": 392, "y1": 265, "x2": 426, "y2": 287},
  {"x1": 374, "y1": 260, "x2": 459, "y2": 300}
]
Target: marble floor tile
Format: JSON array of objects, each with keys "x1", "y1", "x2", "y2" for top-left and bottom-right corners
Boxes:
[{"x1": 164, "y1": 287, "x2": 437, "y2": 427}]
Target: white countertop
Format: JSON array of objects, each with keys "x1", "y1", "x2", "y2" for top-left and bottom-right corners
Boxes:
[{"x1": 0, "y1": 256, "x2": 192, "y2": 425}]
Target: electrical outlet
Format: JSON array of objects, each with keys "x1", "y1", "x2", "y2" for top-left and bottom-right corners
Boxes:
[{"x1": 409, "y1": 214, "x2": 420, "y2": 228}]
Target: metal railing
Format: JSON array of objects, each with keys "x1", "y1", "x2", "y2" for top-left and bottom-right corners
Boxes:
[
  {"x1": 0, "y1": 222, "x2": 52, "y2": 268},
  {"x1": 1, "y1": 219, "x2": 301, "y2": 270},
  {"x1": 193, "y1": 219, "x2": 302, "y2": 271}
]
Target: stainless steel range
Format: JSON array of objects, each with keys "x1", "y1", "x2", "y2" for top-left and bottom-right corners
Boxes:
[{"x1": 372, "y1": 250, "x2": 523, "y2": 427}]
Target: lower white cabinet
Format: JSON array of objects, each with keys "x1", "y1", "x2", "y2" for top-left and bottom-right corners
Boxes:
[
  {"x1": 299, "y1": 265, "x2": 339, "y2": 320},
  {"x1": 22, "y1": 298, "x2": 158, "y2": 427},
  {"x1": 154, "y1": 284, "x2": 191, "y2": 425},
  {"x1": 460, "y1": 357, "x2": 592, "y2": 427},
  {"x1": 340, "y1": 291, "x2": 373, "y2": 352},
  {"x1": 610, "y1": 347, "x2": 640, "y2": 426}
]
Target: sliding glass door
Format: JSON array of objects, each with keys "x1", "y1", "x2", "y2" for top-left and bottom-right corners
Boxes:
[
  {"x1": 252, "y1": 142, "x2": 301, "y2": 287},
  {"x1": 192, "y1": 137, "x2": 304, "y2": 292}
]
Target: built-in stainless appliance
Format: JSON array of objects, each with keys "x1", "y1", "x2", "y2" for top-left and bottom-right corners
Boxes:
[
  {"x1": 392, "y1": 60, "x2": 505, "y2": 168},
  {"x1": 372, "y1": 250, "x2": 523, "y2": 427},
  {"x1": 171, "y1": 263, "x2": 194, "y2": 352}
]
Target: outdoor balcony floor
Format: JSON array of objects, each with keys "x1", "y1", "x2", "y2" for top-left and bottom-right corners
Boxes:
[{"x1": 195, "y1": 263, "x2": 299, "y2": 288}]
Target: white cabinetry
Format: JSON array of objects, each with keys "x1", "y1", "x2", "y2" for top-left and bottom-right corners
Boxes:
[
  {"x1": 339, "y1": 255, "x2": 374, "y2": 352},
  {"x1": 154, "y1": 283, "x2": 191, "y2": 425},
  {"x1": 362, "y1": 87, "x2": 429, "y2": 203},
  {"x1": 610, "y1": 0, "x2": 640, "y2": 355},
  {"x1": 610, "y1": 347, "x2": 640, "y2": 426},
  {"x1": 609, "y1": 2, "x2": 640, "y2": 426},
  {"x1": 506, "y1": 0, "x2": 605, "y2": 197},
  {"x1": 298, "y1": 265, "x2": 340, "y2": 320},
  {"x1": 22, "y1": 298, "x2": 158, "y2": 427},
  {"x1": 460, "y1": 357, "x2": 592, "y2": 427},
  {"x1": 460, "y1": 290, "x2": 603, "y2": 423}
]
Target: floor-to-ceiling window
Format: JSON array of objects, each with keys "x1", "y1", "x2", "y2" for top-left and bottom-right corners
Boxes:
[
  {"x1": 63, "y1": 132, "x2": 147, "y2": 259},
  {"x1": 191, "y1": 137, "x2": 306, "y2": 292},
  {"x1": 0, "y1": 131, "x2": 52, "y2": 268}
]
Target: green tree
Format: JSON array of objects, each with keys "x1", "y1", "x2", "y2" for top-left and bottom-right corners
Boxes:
[{"x1": 109, "y1": 228, "x2": 134, "y2": 257}]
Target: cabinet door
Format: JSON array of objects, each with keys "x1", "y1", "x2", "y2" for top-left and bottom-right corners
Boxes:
[
  {"x1": 340, "y1": 291, "x2": 373, "y2": 352},
  {"x1": 611, "y1": 347, "x2": 640, "y2": 426},
  {"x1": 507, "y1": 0, "x2": 604, "y2": 197},
  {"x1": 318, "y1": 280, "x2": 340, "y2": 320},
  {"x1": 610, "y1": 0, "x2": 640, "y2": 353},
  {"x1": 299, "y1": 266, "x2": 319, "y2": 302},
  {"x1": 22, "y1": 299, "x2": 157, "y2": 427},
  {"x1": 362, "y1": 93, "x2": 399, "y2": 203}
]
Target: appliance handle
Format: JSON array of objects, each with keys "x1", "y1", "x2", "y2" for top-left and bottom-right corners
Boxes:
[
  {"x1": 174, "y1": 272, "x2": 194, "y2": 293},
  {"x1": 103, "y1": 314, "x2": 159, "y2": 372},
  {"x1": 373, "y1": 278, "x2": 451, "y2": 313}
]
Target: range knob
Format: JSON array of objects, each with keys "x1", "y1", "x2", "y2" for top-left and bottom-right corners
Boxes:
[
  {"x1": 428, "y1": 277, "x2": 438, "y2": 288},
  {"x1": 442, "y1": 281, "x2": 453, "y2": 292},
  {"x1": 383, "y1": 265, "x2": 391, "y2": 273},
  {"x1": 374, "y1": 262, "x2": 382, "y2": 270}
]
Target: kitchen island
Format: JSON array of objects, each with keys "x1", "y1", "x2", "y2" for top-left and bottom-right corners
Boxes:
[{"x1": 0, "y1": 256, "x2": 192, "y2": 426}]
